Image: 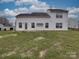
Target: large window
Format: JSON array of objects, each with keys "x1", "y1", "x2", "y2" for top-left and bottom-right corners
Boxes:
[
  {"x1": 56, "y1": 14, "x2": 63, "y2": 18},
  {"x1": 37, "y1": 23, "x2": 43, "y2": 27},
  {"x1": 19, "y1": 22, "x2": 22, "y2": 28},
  {"x1": 56, "y1": 23, "x2": 62, "y2": 28},
  {"x1": 45, "y1": 23, "x2": 49, "y2": 28},
  {"x1": 31, "y1": 23, "x2": 35, "y2": 28}
]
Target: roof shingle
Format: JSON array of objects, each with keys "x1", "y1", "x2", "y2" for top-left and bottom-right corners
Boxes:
[
  {"x1": 47, "y1": 9, "x2": 68, "y2": 13},
  {"x1": 16, "y1": 12, "x2": 50, "y2": 18}
]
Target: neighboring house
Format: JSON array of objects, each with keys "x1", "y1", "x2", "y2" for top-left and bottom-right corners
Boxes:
[
  {"x1": 15, "y1": 9, "x2": 68, "y2": 31},
  {"x1": 0, "y1": 24, "x2": 4, "y2": 31},
  {"x1": 0, "y1": 24, "x2": 14, "y2": 31},
  {"x1": 0, "y1": 17, "x2": 15, "y2": 31},
  {"x1": 68, "y1": 18, "x2": 79, "y2": 29}
]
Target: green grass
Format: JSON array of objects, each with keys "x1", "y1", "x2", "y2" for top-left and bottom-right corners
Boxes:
[{"x1": 0, "y1": 30, "x2": 79, "y2": 59}]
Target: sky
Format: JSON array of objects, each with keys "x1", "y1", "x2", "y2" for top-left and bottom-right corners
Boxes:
[{"x1": 0, "y1": 0, "x2": 79, "y2": 20}]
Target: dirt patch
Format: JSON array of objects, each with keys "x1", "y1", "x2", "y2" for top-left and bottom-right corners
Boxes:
[
  {"x1": 20, "y1": 47, "x2": 37, "y2": 58},
  {"x1": 39, "y1": 49, "x2": 48, "y2": 58},
  {"x1": 26, "y1": 50, "x2": 33, "y2": 57},
  {"x1": 31, "y1": 47, "x2": 38, "y2": 51},
  {"x1": 20, "y1": 53, "x2": 26, "y2": 58},
  {"x1": 4, "y1": 34, "x2": 18, "y2": 37},
  {"x1": 1, "y1": 47, "x2": 19, "y2": 57},
  {"x1": 2, "y1": 51, "x2": 16, "y2": 57},
  {"x1": 53, "y1": 42, "x2": 62, "y2": 50},
  {"x1": 34, "y1": 36, "x2": 45, "y2": 41},
  {"x1": 0, "y1": 34, "x2": 18, "y2": 39},
  {"x1": 6, "y1": 51, "x2": 16, "y2": 56},
  {"x1": 0, "y1": 36, "x2": 3, "y2": 38},
  {"x1": 66, "y1": 51, "x2": 77, "y2": 58},
  {"x1": 20, "y1": 50, "x2": 33, "y2": 58}
]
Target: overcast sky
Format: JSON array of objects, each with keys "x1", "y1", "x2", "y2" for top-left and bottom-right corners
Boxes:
[{"x1": 0, "y1": 0, "x2": 79, "y2": 20}]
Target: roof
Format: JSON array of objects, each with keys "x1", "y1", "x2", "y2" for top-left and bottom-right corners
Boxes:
[
  {"x1": 47, "y1": 9, "x2": 68, "y2": 13},
  {"x1": 16, "y1": 12, "x2": 50, "y2": 18},
  {"x1": 16, "y1": 9, "x2": 68, "y2": 18}
]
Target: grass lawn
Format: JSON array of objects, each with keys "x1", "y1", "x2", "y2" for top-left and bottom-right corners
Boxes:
[{"x1": 0, "y1": 30, "x2": 79, "y2": 59}]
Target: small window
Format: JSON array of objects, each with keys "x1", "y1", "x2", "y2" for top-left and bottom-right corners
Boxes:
[
  {"x1": 37, "y1": 23, "x2": 43, "y2": 27},
  {"x1": 31, "y1": 23, "x2": 35, "y2": 28},
  {"x1": 56, "y1": 23, "x2": 62, "y2": 28},
  {"x1": 10, "y1": 28, "x2": 13, "y2": 31},
  {"x1": 4, "y1": 28, "x2": 6, "y2": 31},
  {"x1": 56, "y1": 14, "x2": 63, "y2": 18},
  {"x1": 19, "y1": 22, "x2": 22, "y2": 28},
  {"x1": 0, "y1": 28, "x2": 1, "y2": 31},
  {"x1": 25, "y1": 23, "x2": 27, "y2": 29},
  {"x1": 45, "y1": 23, "x2": 49, "y2": 28}
]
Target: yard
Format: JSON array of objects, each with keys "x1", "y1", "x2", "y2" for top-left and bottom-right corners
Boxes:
[{"x1": 0, "y1": 30, "x2": 79, "y2": 59}]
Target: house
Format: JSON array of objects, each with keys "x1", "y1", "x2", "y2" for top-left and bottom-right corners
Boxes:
[{"x1": 15, "y1": 9, "x2": 68, "y2": 31}]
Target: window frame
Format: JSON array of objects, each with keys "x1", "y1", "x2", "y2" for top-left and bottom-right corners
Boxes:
[
  {"x1": 31, "y1": 22, "x2": 35, "y2": 28},
  {"x1": 36, "y1": 23, "x2": 43, "y2": 27},
  {"x1": 56, "y1": 14, "x2": 63, "y2": 18},
  {"x1": 19, "y1": 22, "x2": 22, "y2": 28},
  {"x1": 56, "y1": 23, "x2": 62, "y2": 28},
  {"x1": 45, "y1": 23, "x2": 49, "y2": 28}
]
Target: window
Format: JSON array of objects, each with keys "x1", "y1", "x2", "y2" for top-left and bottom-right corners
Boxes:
[
  {"x1": 56, "y1": 23, "x2": 62, "y2": 28},
  {"x1": 37, "y1": 23, "x2": 43, "y2": 27},
  {"x1": 19, "y1": 22, "x2": 22, "y2": 28},
  {"x1": 25, "y1": 23, "x2": 27, "y2": 29},
  {"x1": 10, "y1": 28, "x2": 13, "y2": 31},
  {"x1": 56, "y1": 14, "x2": 63, "y2": 18},
  {"x1": 0, "y1": 28, "x2": 1, "y2": 31},
  {"x1": 45, "y1": 23, "x2": 49, "y2": 28},
  {"x1": 31, "y1": 23, "x2": 35, "y2": 28}
]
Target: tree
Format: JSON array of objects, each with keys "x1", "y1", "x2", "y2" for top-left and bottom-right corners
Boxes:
[{"x1": 0, "y1": 17, "x2": 10, "y2": 26}]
